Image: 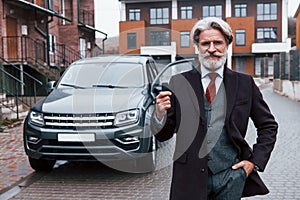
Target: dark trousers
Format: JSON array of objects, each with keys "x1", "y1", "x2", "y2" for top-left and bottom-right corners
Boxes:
[{"x1": 207, "y1": 167, "x2": 246, "y2": 200}]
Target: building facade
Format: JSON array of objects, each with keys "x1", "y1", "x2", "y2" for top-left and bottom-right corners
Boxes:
[
  {"x1": 119, "y1": 0, "x2": 291, "y2": 76},
  {"x1": 294, "y1": 4, "x2": 300, "y2": 49},
  {"x1": 0, "y1": 0, "x2": 104, "y2": 88}
]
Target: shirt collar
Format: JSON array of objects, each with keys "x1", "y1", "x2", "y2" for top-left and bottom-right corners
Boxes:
[{"x1": 200, "y1": 64, "x2": 224, "y2": 79}]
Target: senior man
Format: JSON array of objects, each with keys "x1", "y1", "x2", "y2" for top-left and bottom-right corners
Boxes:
[{"x1": 151, "y1": 17, "x2": 278, "y2": 200}]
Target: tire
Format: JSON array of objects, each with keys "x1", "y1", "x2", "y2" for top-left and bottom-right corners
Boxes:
[{"x1": 28, "y1": 157, "x2": 56, "y2": 171}]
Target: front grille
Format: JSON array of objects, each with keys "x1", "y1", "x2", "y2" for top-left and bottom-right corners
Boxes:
[{"x1": 43, "y1": 113, "x2": 115, "y2": 129}]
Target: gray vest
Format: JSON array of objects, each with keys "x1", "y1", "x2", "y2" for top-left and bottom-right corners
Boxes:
[{"x1": 204, "y1": 83, "x2": 239, "y2": 174}]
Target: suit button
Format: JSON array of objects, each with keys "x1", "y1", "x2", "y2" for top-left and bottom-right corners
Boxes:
[{"x1": 200, "y1": 168, "x2": 205, "y2": 172}]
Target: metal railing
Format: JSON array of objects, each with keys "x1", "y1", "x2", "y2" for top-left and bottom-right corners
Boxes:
[
  {"x1": 1, "y1": 36, "x2": 82, "y2": 80},
  {"x1": 0, "y1": 58, "x2": 43, "y2": 119},
  {"x1": 79, "y1": 9, "x2": 94, "y2": 27}
]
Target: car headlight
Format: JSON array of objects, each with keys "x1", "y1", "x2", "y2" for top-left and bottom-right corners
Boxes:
[
  {"x1": 29, "y1": 111, "x2": 45, "y2": 127},
  {"x1": 115, "y1": 109, "x2": 139, "y2": 126}
]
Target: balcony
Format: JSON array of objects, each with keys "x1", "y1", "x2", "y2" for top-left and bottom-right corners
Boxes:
[
  {"x1": 79, "y1": 9, "x2": 94, "y2": 27},
  {"x1": 252, "y1": 38, "x2": 292, "y2": 53}
]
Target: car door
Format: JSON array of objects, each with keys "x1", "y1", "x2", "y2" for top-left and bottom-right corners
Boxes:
[{"x1": 151, "y1": 59, "x2": 195, "y2": 98}]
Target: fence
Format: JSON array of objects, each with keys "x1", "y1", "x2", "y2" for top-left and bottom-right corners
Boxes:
[
  {"x1": 273, "y1": 49, "x2": 300, "y2": 101},
  {"x1": 273, "y1": 49, "x2": 300, "y2": 81}
]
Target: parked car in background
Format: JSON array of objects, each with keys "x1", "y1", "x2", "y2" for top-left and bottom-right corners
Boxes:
[
  {"x1": 23, "y1": 54, "x2": 195, "y2": 173},
  {"x1": 23, "y1": 55, "x2": 160, "y2": 173}
]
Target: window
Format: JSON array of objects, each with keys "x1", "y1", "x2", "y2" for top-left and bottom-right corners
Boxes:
[
  {"x1": 150, "y1": 31, "x2": 170, "y2": 46},
  {"x1": 129, "y1": 9, "x2": 140, "y2": 21},
  {"x1": 180, "y1": 32, "x2": 190, "y2": 48},
  {"x1": 146, "y1": 61, "x2": 158, "y2": 81},
  {"x1": 48, "y1": 0, "x2": 54, "y2": 10},
  {"x1": 61, "y1": 0, "x2": 65, "y2": 25},
  {"x1": 236, "y1": 57, "x2": 246, "y2": 73},
  {"x1": 80, "y1": 38, "x2": 86, "y2": 58},
  {"x1": 150, "y1": 8, "x2": 169, "y2": 24},
  {"x1": 49, "y1": 34, "x2": 56, "y2": 54},
  {"x1": 257, "y1": 3, "x2": 277, "y2": 21},
  {"x1": 181, "y1": 6, "x2": 192, "y2": 19},
  {"x1": 235, "y1": 30, "x2": 246, "y2": 46},
  {"x1": 203, "y1": 5, "x2": 222, "y2": 18},
  {"x1": 234, "y1": 4, "x2": 247, "y2": 17},
  {"x1": 257, "y1": 28, "x2": 277, "y2": 42},
  {"x1": 127, "y1": 33, "x2": 136, "y2": 49},
  {"x1": 255, "y1": 56, "x2": 274, "y2": 76}
]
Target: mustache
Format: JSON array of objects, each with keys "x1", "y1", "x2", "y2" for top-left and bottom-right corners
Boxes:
[{"x1": 202, "y1": 52, "x2": 225, "y2": 58}]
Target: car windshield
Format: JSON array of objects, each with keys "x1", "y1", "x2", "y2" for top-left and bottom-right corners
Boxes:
[{"x1": 58, "y1": 62, "x2": 145, "y2": 89}]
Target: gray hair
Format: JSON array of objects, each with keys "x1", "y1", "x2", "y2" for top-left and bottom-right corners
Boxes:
[{"x1": 191, "y1": 17, "x2": 233, "y2": 45}]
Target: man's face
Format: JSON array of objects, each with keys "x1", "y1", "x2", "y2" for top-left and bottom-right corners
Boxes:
[{"x1": 198, "y1": 28, "x2": 228, "y2": 71}]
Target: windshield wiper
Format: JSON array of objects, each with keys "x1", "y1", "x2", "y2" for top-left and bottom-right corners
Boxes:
[
  {"x1": 60, "y1": 83, "x2": 86, "y2": 89},
  {"x1": 92, "y1": 84, "x2": 129, "y2": 89}
]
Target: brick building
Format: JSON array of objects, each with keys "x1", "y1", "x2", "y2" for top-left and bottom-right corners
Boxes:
[
  {"x1": 0, "y1": 0, "x2": 105, "y2": 95},
  {"x1": 119, "y1": 0, "x2": 291, "y2": 76},
  {"x1": 294, "y1": 4, "x2": 300, "y2": 49}
]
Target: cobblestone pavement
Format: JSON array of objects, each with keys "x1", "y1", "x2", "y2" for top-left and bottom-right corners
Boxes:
[
  {"x1": 0, "y1": 123, "x2": 33, "y2": 192},
  {"x1": 1, "y1": 84, "x2": 300, "y2": 200},
  {"x1": 244, "y1": 86, "x2": 300, "y2": 200}
]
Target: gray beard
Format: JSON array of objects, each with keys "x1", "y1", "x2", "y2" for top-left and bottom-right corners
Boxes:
[{"x1": 199, "y1": 51, "x2": 227, "y2": 71}]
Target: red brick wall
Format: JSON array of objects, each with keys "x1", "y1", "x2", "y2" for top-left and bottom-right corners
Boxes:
[
  {"x1": 119, "y1": 21, "x2": 146, "y2": 54},
  {"x1": 227, "y1": 17, "x2": 255, "y2": 53},
  {"x1": 296, "y1": 9, "x2": 300, "y2": 49},
  {"x1": 171, "y1": 19, "x2": 198, "y2": 54},
  {"x1": 232, "y1": 0, "x2": 282, "y2": 42},
  {"x1": 0, "y1": 0, "x2": 3, "y2": 58}
]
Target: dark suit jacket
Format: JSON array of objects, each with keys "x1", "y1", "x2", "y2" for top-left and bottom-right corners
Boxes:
[{"x1": 152, "y1": 67, "x2": 278, "y2": 200}]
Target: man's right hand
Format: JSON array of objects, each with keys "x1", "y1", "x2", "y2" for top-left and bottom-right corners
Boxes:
[{"x1": 155, "y1": 91, "x2": 172, "y2": 121}]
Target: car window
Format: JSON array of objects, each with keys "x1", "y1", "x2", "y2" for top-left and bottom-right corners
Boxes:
[
  {"x1": 57, "y1": 62, "x2": 145, "y2": 88},
  {"x1": 151, "y1": 59, "x2": 194, "y2": 95},
  {"x1": 149, "y1": 61, "x2": 158, "y2": 77}
]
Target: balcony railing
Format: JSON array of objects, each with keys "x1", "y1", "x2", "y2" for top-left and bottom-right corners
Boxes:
[
  {"x1": 79, "y1": 9, "x2": 94, "y2": 27},
  {"x1": 1, "y1": 36, "x2": 81, "y2": 80}
]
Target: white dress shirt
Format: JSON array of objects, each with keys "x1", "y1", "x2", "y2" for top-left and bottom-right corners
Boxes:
[
  {"x1": 200, "y1": 65, "x2": 224, "y2": 94},
  {"x1": 154, "y1": 65, "x2": 225, "y2": 125}
]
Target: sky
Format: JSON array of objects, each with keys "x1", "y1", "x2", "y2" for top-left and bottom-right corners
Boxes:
[{"x1": 94, "y1": 0, "x2": 300, "y2": 39}]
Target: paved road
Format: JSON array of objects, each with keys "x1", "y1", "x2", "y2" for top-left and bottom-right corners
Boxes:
[
  {"x1": 244, "y1": 85, "x2": 300, "y2": 200},
  {"x1": 0, "y1": 124, "x2": 33, "y2": 192},
  {"x1": 1, "y1": 84, "x2": 300, "y2": 200}
]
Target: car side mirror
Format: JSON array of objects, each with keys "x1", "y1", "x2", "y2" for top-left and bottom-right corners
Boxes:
[
  {"x1": 151, "y1": 82, "x2": 169, "y2": 99},
  {"x1": 46, "y1": 81, "x2": 56, "y2": 94}
]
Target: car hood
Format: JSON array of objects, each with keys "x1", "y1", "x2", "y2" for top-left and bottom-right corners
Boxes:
[{"x1": 40, "y1": 88, "x2": 146, "y2": 113}]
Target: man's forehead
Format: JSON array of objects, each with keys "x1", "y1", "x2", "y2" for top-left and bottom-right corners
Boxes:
[{"x1": 199, "y1": 29, "x2": 226, "y2": 41}]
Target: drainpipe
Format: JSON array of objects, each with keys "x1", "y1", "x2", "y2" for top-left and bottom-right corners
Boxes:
[
  {"x1": 78, "y1": 0, "x2": 107, "y2": 54},
  {"x1": 78, "y1": 0, "x2": 81, "y2": 23},
  {"x1": 102, "y1": 33, "x2": 107, "y2": 54}
]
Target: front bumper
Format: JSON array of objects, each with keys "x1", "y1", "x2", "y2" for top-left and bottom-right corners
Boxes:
[{"x1": 24, "y1": 120, "x2": 152, "y2": 161}]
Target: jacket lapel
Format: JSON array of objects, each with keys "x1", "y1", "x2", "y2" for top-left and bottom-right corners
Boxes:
[
  {"x1": 184, "y1": 67, "x2": 238, "y2": 124},
  {"x1": 223, "y1": 67, "x2": 238, "y2": 123},
  {"x1": 185, "y1": 69, "x2": 206, "y2": 123}
]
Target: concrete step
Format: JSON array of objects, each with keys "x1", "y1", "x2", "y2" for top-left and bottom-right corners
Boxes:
[
  {"x1": 1, "y1": 110, "x2": 28, "y2": 120},
  {"x1": 1, "y1": 104, "x2": 23, "y2": 114},
  {"x1": 0, "y1": 98, "x2": 15, "y2": 107},
  {"x1": 0, "y1": 93, "x2": 6, "y2": 99}
]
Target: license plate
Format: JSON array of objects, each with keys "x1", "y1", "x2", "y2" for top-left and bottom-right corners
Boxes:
[{"x1": 58, "y1": 133, "x2": 95, "y2": 142}]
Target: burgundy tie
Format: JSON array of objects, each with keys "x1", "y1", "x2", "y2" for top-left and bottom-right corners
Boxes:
[{"x1": 205, "y1": 73, "x2": 217, "y2": 105}]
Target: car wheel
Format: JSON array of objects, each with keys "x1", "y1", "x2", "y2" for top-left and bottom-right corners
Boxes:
[{"x1": 28, "y1": 157, "x2": 56, "y2": 171}]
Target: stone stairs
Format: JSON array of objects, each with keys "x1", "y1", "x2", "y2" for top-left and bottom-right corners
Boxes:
[{"x1": 0, "y1": 93, "x2": 29, "y2": 120}]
